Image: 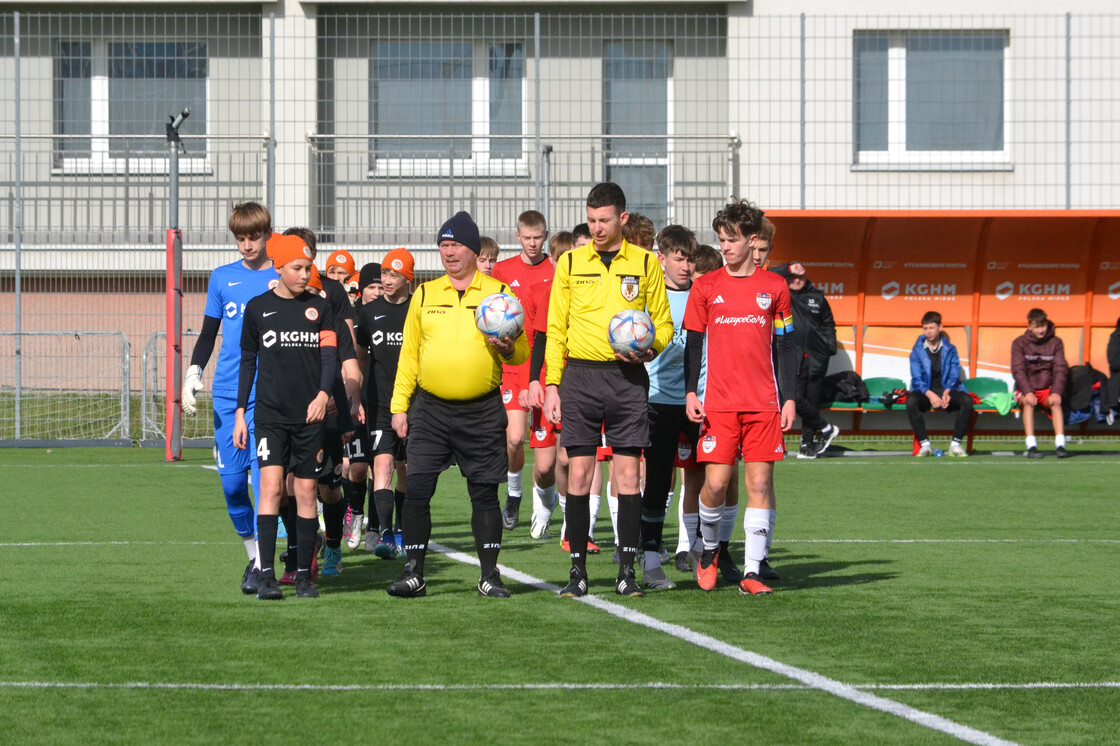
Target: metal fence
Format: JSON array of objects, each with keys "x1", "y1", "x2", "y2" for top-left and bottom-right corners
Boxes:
[{"x1": 1, "y1": 9, "x2": 1118, "y2": 443}]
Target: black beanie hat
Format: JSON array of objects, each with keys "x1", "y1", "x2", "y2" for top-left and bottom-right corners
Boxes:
[
  {"x1": 358, "y1": 262, "x2": 382, "y2": 289},
  {"x1": 436, "y1": 211, "x2": 482, "y2": 255}
]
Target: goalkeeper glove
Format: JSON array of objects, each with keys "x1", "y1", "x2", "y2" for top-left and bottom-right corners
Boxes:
[{"x1": 182, "y1": 365, "x2": 204, "y2": 416}]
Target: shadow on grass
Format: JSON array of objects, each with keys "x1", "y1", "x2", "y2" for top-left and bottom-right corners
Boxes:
[{"x1": 773, "y1": 557, "x2": 898, "y2": 591}]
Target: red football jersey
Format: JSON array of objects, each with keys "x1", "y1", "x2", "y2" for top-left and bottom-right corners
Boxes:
[
  {"x1": 683, "y1": 268, "x2": 793, "y2": 413},
  {"x1": 492, "y1": 254, "x2": 554, "y2": 328}
]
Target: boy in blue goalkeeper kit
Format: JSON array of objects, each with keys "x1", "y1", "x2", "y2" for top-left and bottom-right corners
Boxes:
[{"x1": 181, "y1": 202, "x2": 277, "y2": 593}]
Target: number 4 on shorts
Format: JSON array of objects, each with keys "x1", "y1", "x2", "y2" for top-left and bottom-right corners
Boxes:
[{"x1": 257, "y1": 437, "x2": 270, "y2": 462}]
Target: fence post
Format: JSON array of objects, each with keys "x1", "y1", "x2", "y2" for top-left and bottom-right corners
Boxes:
[
  {"x1": 534, "y1": 12, "x2": 542, "y2": 212},
  {"x1": 120, "y1": 333, "x2": 131, "y2": 439},
  {"x1": 13, "y1": 11, "x2": 21, "y2": 440},
  {"x1": 729, "y1": 135, "x2": 741, "y2": 200},
  {"x1": 1065, "y1": 12, "x2": 1071, "y2": 210},
  {"x1": 800, "y1": 12, "x2": 806, "y2": 209},
  {"x1": 166, "y1": 109, "x2": 190, "y2": 460},
  {"x1": 267, "y1": 13, "x2": 276, "y2": 216},
  {"x1": 541, "y1": 144, "x2": 553, "y2": 222}
]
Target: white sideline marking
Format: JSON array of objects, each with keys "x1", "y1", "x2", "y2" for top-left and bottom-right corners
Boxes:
[
  {"x1": 430, "y1": 543, "x2": 1019, "y2": 746},
  {"x1": 0, "y1": 541, "x2": 223, "y2": 547},
  {"x1": 2, "y1": 680, "x2": 1116, "y2": 693}
]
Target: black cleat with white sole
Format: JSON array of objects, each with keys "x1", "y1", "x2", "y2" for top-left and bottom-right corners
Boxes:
[
  {"x1": 478, "y1": 569, "x2": 511, "y2": 598},
  {"x1": 387, "y1": 560, "x2": 427, "y2": 598}
]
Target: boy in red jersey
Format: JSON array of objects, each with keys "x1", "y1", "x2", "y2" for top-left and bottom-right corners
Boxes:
[
  {"x1": 683, "y1": 198, "x2": 799, "y2": 596},
  {"x1": 492, "y1": 210, "x2": 554, "y2": 532}
]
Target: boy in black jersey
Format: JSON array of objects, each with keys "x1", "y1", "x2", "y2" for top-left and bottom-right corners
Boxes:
[
  {"x1": 355, "y1": 248, "x2": 414, "y2": 559},
  {"x1": 234, "y1": 234, "x2": 339, "y2": 600}
]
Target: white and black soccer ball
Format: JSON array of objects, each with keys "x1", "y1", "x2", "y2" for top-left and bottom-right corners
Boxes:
[
  {"x1": 475, "y1": 292, "x2": 525, "y2": 339},
  {"x1": 608, "y1": 308, "x2": 655, "y2": 355}
]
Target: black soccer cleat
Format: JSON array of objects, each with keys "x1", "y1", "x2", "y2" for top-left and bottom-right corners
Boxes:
[
  {"x1": 717, "y1": 541, "x2": 743, "y2": 584},
  {"x1": 478, "y1": 569, "x2": 511, "y2": 598},
  {"x1": 615, "y1": 567, "x2": 645, "y2": 598},
  {"x1": 1026, "y1": 446, "x2": 1043, "y2": 459},
  {"x1": 241, "y1": 561, "x2": 261, "y2": 595},
  {"x1": 797, "y1": 443, "x2": 817, "y2": 460},
  {"x1": 1056, "y1": 446, "x2": 1070, "y2": 459},
  {"x1": 559, "y1": 567, "x2": 588, "y2": 598},
  {"x1": 759, "y1": 558, "x2": 781, "y2": 582},
  {"x1": 256, "y1": 570, "x2": 283, "y2": 601},
  {"x1": 502, "y1": 495, "x2": 522, "y2": 531},
  {"x1": 387, "y1": 560, "x2": 427, "y2": 598},
  {"x1": 295, "y1": 574, "x2": 319, "y2": 598}
]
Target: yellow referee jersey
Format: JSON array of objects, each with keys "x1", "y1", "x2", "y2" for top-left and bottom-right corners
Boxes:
[
  {"x1": 544, "y1": 239, "x2": 673, "y2": 385},
  {"x1": 391, "y1": 270, "x2": 529, "y2": 411}
]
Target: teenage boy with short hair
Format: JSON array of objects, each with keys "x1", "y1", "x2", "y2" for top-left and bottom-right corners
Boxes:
[
  {"x1": 1011, "y1": 308, "x2": 1069, "y2": 459},
  {"x1": 906, "y1": 311, "x2": 973, "y2": 458}
]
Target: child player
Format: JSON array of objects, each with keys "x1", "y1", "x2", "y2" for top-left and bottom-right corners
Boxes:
[
  {"x1": 234, "y1": 233, "x2": 338, "y2": 600},
  {"x1": 342, "y1": 262, "x2": 382, "y2": 551},
  {"x1": 684, "y1": 199, "x2": 799, "y2": 596},
  {"x1": 492, "y1": 211, "x2": 553, "y2": 533},
  {"x1": 181, "y1": 201, "x2": 277, "y2": 594},
  {"x1": 355, "y1": 249, "x2": 415, "y2": 559}
]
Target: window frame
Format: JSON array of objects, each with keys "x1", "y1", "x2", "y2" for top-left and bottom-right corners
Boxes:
[
  {"x1": 602, "y1": 40, "x2": 676, "y2": 226},
  {"x1": 852, "y1": 30, "x2": 1012, "y2": 172},
  {"x1": 368, "y1": 40, "x2": 529, "y2": 179},
  {"x1": 54, "y1": 38, "x2": 211, "y2": 176}
]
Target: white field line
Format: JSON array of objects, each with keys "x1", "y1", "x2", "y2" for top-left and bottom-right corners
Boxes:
[
  {"x1": 1, "y1": 681, "x2": 1116, "y2": 693},
  {"x1": 430, "y1": 543, "x2": 1020, "y2": 746}
]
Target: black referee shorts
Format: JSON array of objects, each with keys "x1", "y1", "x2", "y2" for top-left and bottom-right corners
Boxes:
[
  {"x1": 405, "y1": 389, "x2": 508, "y2": 483},
  {"x1": 559, "y1": 359, "x2": 649, "y2": 452}
]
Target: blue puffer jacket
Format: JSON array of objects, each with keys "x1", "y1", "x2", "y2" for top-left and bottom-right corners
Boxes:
[{"x1": 909, "y1": 335, "x2": 965, "y2": 393}]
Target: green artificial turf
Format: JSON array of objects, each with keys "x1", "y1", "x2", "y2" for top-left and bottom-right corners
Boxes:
[{"x1": 1, "y1": 447, "x2": 1118, "y2": 744}]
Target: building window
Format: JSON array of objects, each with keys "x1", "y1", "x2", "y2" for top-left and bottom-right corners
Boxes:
[
  {"x1": 854, "y1": 31, "x2": 1009, "y2": 170},
  {"x1": 55, "y1": 40, "x2": 208, "y2": 173},
  {"x1": 604, "y1": 41, "x2": 672, "y2": 227},
  {"x1": 370, "y1": 41, "x2": 524, "y2": 174}
]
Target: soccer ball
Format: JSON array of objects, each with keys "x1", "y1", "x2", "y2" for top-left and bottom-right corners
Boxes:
[
  {"x1": 608, "y1": 309, "x2": 655, "y2": 355},
  {"x1": 475, "y1": 292, "x2": 525, "y2": 339}
]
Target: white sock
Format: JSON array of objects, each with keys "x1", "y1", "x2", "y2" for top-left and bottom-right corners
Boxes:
[
  {"x1": 681, "y1": 510, "x2": 699, "y2": 555},
  {"x1": 919, "y1": 438, "x2": 930, "y2": 448},
  {"x1": 719, "y1": 503, "x2": 739, "y2": 544},
  {"x1": 507, "y1": 471, "x2": 523, "y2": 498},
  {"x1": 765, "y1": 509, "x2": 776, "y2": 556},
  {"x1": 665, "y1": 490, "x2": 674, "y2": 511},
  {"x1": 698, "y1": 503, "x2": 723, "y2": 550},
  {"x1": 676, "y1": 497, "x2": 689, "y2": 554},
  {"x1": 1025, "y1": 435, "x2": 1038, "y2": 449},
  {"x1": 743, "y1": 508, "x2": 769, "y2": 575},
  {"x1": 607, "y1": 492, "x2": 619, "y2": 544},
  {"x1": 558, "y1": 493, "x2": 567, "y2": 538},
  {"x1": 533, "y1": 484, "x2": 557, "y2": 523},
  {"x1": 243, "y1": 537, "x2": 257, "y2": 562},
  {"x1": 588, "y1": 494, "x2": 601, "y2": 541},
  {"x1": 1055, "y1": 434, "x2": 1066, "y2": 448}
]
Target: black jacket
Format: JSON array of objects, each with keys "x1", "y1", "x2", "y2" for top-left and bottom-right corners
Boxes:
[{"x1": 783, "y1": 278, "x2": 837, "y2": 377}]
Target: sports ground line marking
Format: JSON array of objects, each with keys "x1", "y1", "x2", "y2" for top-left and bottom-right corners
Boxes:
[
  {"x1": 429, "y1": 543, "x2": 1019, "y2": 746},
  {"x1": 4, "y1": 538, "x2": 1119, "y2": 548},
  {"x1": 2, "y1": 681, "x2": 1116, "y2": 693}
]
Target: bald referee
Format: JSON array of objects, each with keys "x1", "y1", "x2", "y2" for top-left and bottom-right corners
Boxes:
[{"x1": 387, "y1": 211, "x2": 529, "y2": 598}]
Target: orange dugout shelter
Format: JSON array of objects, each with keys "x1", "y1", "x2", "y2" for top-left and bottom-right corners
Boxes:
[{"x1": 766, "y1": 211, "x2": 1120, "y2": 434}]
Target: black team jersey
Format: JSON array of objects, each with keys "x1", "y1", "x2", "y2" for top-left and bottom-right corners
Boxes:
[
  {"x1": 322, "y1": 277, "x2": 357, "y2": 362},
  {"x1": 355, "y1": 294, "x2": 411, "y2": 415},
  {"x1": 238, "y1": 290, "x2": 338, "y2": 424}
]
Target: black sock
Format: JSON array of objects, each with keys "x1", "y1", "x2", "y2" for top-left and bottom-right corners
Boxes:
[
  {"x1": 471, "y1": 505, "x2": 503, "y2": 578},
  {"x1": 402, "y1": 498, "x2": 431, "y2": 576},
  {"x1": 394, "y1": 490, "x2": 407, "y2": 532},
  {"x1": 257, "y1": 514, "x2": 279, "y2": 575},
  {"x1": 566, "y1": 493, "x2": 590, "y2": 576},
  {"x1": 323, "y1": 499, "x2": 344, "y2": 549},
  {"x1": 296, "y1": 516, "x2": 318, "y2": 576},
  {"x1": 342, "y1": 477, "x2": 365, "y2": 516},
  {"x1": 373, "y1": 489, "x2": 395, "y2": 535},
  {"x1": 616, "y1": 492, "x2": 642, "y2": 573},
  {"x1": 279, "y1": 501, "x2": 296, "y2": 549}
]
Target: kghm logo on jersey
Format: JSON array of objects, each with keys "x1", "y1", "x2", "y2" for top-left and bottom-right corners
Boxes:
[
  {"x1": 305, "y1": 307, "x2": 319, "y2": 321},
  {"x1": 620, "y1": 275, "x2": 639, "y2": 301},
  {"x1": 701, "y1": 435, "x2": 717, "y2": 454},
  {"x1": 756, "y1": 292, "x2": 771, "y2": 310}
]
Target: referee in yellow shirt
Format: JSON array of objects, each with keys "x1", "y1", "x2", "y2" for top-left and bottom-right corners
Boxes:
[
  {"x1": 387, "y1": 211, "x2": 529, "y2": 598},
  {"x1": 543, "y1": 183, "x2": 674, "y2": 597}
]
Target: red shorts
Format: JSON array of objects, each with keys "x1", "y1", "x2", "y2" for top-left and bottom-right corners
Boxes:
[
  {"x1": 500, "y1": 365, "x2": 529, "y2": 412},
  {"x1": 697, "y1": 410, "x2": 785, "y2": 464},
  {"x1": 1015, "y1": 388, "x2": 1052, "y2": 404},
  {"x1": 674, "y1": 431, "x2": 701, "y2": 472},
  {"x1": 529, "y1": 408, "x2": 558, "y2": 449}
]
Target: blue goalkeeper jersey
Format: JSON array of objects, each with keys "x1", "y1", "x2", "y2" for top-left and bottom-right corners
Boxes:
[
  {"x1": 646, "y1": 286, "x2": 690, "y2": 406},
  {"x1": 203, "y1": 260, "x2": 278, "y2": 396}
]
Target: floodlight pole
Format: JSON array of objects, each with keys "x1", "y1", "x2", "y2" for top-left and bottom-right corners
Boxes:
[{"x1": 165, "y1": 107, "x2": 190, "y2": 461}]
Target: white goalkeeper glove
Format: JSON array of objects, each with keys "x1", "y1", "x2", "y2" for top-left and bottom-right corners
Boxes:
[{"x1": 182, "y1": 365, "x2": 205, "y2": 416}]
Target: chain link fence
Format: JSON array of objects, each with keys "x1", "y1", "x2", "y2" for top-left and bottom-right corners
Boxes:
[{"x1": 1, "y1": 9, "x2": 1118, "y2": 443}]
